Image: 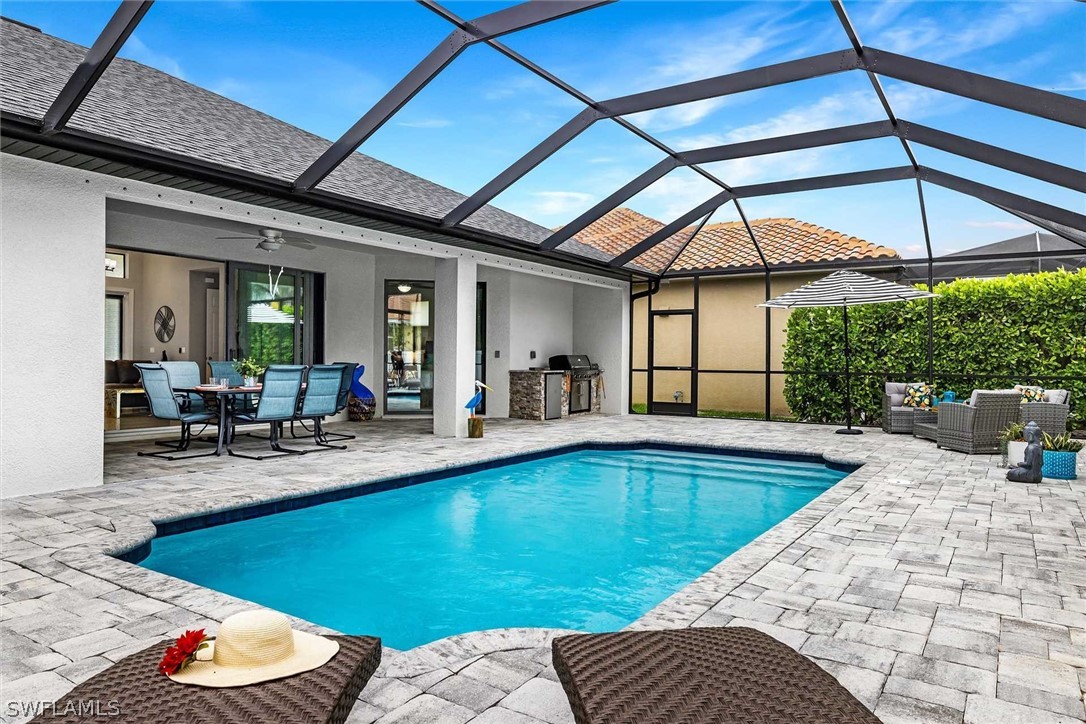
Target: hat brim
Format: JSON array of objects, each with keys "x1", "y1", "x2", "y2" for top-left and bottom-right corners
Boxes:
[{"x1": 169, "y1": 631, "x2": 339, "y2": 688}]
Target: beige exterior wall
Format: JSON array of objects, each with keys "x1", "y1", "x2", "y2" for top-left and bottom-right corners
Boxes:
[{"x1": 632, "y1": 272, "x2": 823, "y2": 416}]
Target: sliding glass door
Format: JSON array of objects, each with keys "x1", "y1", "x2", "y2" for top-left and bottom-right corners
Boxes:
[{"x1": 229, "y1": 264, "x2": 321, "y2": 365}]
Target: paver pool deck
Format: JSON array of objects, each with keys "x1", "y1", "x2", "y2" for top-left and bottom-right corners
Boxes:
[{"x1": 2, "y1": 415, "x2": 1084, "y2": 724}]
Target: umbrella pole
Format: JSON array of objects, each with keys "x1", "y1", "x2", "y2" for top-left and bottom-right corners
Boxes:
[{"x1": 836, "y1": 303, "x2": 862, "y2": 435}]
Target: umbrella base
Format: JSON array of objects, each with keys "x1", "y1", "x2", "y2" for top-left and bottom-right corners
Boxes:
[{"x1": 835, "y1": 427, "x2": 863, "y2": 435}]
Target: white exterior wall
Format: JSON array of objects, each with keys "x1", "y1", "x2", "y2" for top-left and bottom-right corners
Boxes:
[
  {"x1": 1, "y1": 158, "x2": 106, "y2": 498},
  {"x1": 433, "y1": 257, "x2": 477, "y2": 437},
  {"x1": 0, "y1": 154, "x2": 627, "y2": 498},
  {"x1": 508, "y1": 273, "x2": 575, "y2": 371},
  {"x1": 573, "y1": 285, "x2": 630, "y2": 415}
]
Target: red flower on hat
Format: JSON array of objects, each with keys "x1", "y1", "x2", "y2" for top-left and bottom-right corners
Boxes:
[{"x1": 158, "y1": 629, "x2": 209, "y2": 676}]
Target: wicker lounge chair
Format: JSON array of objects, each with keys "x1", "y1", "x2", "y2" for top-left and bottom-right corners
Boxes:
[
  {"x1": 936, "y1": 390, "x2": 1022, "y2": 454},
  {"x1": 882, "y1": 381, "x2": 916, "y2": 434},
  {"x1": 31, "y1": 635, "x2": 380, "y2": 723},
  {"x1": 552, "y1": 627, "x2": 880, "y2": 724},
  {"x1": 1021, "y1": 388, "x2": 1071, "y2": 434}
]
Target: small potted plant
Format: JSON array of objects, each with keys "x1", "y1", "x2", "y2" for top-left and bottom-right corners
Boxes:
[
  {"x1": 999, "y1": 422, "x2": 1027, "y2": 467},
  {"x1": 1041, "y1": 432, "x2": 1083, "y2": 480},
  {"x1": 233, "y1": 357, "x2": 265, "y2": 387}
]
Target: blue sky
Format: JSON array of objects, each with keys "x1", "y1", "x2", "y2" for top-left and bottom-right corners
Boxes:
[{"x1": 5, "y1": 0, "x2": 1084, "y2": 256}]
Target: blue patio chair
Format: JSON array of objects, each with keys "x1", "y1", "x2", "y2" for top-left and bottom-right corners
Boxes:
[
  {"x1": 290, "y1": 362, "x2": 357, "y2": 441},
  {"x1": 293, "y1": 364, "x2": 349, "y2": 450},
  {"x1": 208, "y1": 360, "x2": 256, "y2": 414},
  {"x1": 160, "y1": 360, "x2": 206, "y2": 413},
  {"x1": 134, "y1": 364, "x2": 217, "y2": 460},
  {"x1": 228, "y1": 365, "x2": 307, "y2": 460},
  {"x1": 207, "y1": 360, "x2": 242, "y2": 387}
]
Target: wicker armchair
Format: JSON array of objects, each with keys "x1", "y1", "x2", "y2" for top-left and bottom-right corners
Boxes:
[
  {"x1": 882, "y1": 382, "x2": 915, "y2": 434},
  {"x1": 937, "y1": 390, "x2": 1022, "y2": 454},
  {"x1": 1021, "y1": 389, "x2": 1071, "y2": 435}
]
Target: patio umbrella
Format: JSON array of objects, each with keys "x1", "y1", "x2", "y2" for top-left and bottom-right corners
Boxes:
[{"x1": 759, "y1": 270, "x2": 937, "y2": 435}]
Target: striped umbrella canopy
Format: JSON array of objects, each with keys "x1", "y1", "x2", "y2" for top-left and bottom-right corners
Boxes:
[
  {"x1": 759, "y1": 270, "x2": 937, "y2": 309},
  {"x1": 759, "y1": 270, "x2": 937, "y2": 434}
]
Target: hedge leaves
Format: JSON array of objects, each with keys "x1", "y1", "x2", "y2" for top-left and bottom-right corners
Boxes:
[{"x1": 782, "y1": 269, "x2": 1086, "y2": 428}]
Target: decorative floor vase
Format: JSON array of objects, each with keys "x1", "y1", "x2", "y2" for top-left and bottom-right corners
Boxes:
[
  {"x1": 1006, "y1": 441, "x2": 1027, "y2": 467},
  {"x1": 1041, "y1": 451, "x2": 1078, "y2": 480},
  {"x1": 468, "y1": 418, "x2": 484, "y2": 439}
]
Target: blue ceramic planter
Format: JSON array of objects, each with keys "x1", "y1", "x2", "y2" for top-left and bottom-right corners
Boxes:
[{"x1": 1042, "y1": 451, "x2": 1079, "y2": 480}]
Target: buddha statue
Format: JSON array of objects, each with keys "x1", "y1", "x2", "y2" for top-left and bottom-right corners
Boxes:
[{"x1": 1007, "y1": 421, "x2": 1043, "y2": 484}]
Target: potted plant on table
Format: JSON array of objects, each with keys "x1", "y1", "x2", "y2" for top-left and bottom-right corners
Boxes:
[
  {"x1": 1041, "y1": 432, "x2": 1083, "y2": 480},
  {"x1": 233, "y1": 357, "x2": 265, "y2": 387},
  {"x1": 999, "y1": 422, "x2": 1027, "y2": 468}
]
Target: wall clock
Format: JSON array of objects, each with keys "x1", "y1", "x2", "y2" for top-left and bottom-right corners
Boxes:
[{"x1": 154, "y1": 305, "x2": 176, "y2": 343}]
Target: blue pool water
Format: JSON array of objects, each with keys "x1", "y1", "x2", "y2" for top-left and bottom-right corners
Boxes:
[{"x1": 140, "y1": 447, "x2": 848, "y2": 649}]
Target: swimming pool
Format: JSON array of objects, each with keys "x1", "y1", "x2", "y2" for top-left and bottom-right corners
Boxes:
[{"x1": 139, "y1": 445, "x2": 851, "y2": 649}]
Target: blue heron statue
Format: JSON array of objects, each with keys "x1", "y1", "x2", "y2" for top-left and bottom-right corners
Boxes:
[{"x1": 465, "y1": 380, "x2": 494, "y2": 417}]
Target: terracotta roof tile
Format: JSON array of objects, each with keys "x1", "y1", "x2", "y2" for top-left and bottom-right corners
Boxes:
[
  {"x1": 562, "y1": 208, "x2": 691, "y2": 274},
  {"x1": 567, "y1": 208, "x2": 899, "y2": 273}
]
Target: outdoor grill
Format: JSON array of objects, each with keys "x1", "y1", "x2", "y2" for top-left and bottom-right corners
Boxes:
[{"x1": 549, "y1": 355, "x2": 602, "y2": 414}]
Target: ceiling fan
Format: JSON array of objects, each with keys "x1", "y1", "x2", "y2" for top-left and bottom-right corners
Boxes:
[{"x1": 215, "y1": 228, "x2": 316, "y2": 252}]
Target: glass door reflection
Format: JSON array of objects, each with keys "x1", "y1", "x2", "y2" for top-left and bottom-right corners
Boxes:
[{"x1": 386, "y1": 281, "x2": 434, "y2": 414}]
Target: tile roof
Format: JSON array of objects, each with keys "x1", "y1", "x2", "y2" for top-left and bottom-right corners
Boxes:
[
  {"x1": 0, "y1": 19, "x2": 552, "y2": 245},
  {"x1": 567, "y1": 208, "x2": 900, "y2": 273}
]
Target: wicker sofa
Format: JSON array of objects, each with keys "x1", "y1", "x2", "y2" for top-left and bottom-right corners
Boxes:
[
  {"x1": 936, "y1": 390, "x2": 1022, "y2": 453},
  {"x1": 1021, "y1": 388, "x2": 1071, "y2": 435}
]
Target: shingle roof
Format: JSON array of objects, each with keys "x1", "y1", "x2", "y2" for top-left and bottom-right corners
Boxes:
[
  {"x1": 0, "y1": 19, "x2": 551, "y2": 244},
  {"x1": 569, "y1": 208, "x2": 900, "y2": 273}
]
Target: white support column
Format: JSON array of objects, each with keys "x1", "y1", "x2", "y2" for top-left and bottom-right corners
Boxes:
[{"x1": 434, "y1": 256, "x2": 477, "y2": 437}]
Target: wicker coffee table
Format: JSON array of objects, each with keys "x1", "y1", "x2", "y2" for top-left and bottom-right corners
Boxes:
[
  {"x1": 553, "y1": 627, "x2": 880, "y2": 724},
  {"x1": 31, "y1": 635, "x2": 380, "y2": 723}
]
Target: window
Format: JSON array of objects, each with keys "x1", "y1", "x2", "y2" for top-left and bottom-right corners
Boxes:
[{"x1": 105, "y1": 294, "x2": 123, "y2": 360}]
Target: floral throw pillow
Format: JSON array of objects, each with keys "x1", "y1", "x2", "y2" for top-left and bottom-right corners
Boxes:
[
  {"x1": 1014, "y1": 384, "x2": 1046, "y2": 403},
  {"x1": 903, "y1": 382, "x2": 934, "y2": 408}
]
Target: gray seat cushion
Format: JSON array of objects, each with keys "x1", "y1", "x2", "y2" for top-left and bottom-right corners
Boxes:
[
  {"x1": 1045, "y1": 389, "x2": 1069, "y2": 405},
  {"x1": 885, "y1": 382, "x2": 908, "y2": 407}
]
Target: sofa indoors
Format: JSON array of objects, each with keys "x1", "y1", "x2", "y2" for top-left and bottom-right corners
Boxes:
[{"x1": 105, "y1": 359, "x2": 149, "y2": 411}]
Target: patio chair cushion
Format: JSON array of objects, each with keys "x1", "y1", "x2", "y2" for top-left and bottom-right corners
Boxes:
[
  {"x1": 1045, "y1": 389, "x2": 1069, "y2": 405},
  {"x1": 1014, "y1": 384, "x2": 1046, "y2": 403},
  {"x1": 884, "y1": 382, "x2": 907, "y2": 407},
  {"x1": 30, "y1": 635, "x2": 381, "y2": 724},
  {"x1": 552, "y1": 627, "x2": 880, "y2": 724},
  {"x1": 903, "y1": 382, "x2": 933, "y2": 408}
]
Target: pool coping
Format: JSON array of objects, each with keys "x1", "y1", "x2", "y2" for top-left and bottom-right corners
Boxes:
[{"x1": 51, "y1": 435, "x2": 870, "y2": 674}]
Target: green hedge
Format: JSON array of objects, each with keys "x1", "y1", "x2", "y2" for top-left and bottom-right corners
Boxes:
[{"x1": 782, "y1": 269, "x2": 1086, "y2": 428}]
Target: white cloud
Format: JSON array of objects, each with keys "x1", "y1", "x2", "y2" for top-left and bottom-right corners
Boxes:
[
  {"x1": 870, "y1": 1, "x2": 1073, "y2": 64},
  {"x1": 527, "y1": 191, "x2": 596, "y2": 217},
  {"x1": 964, "y1": 220, "x2": 1035, "y2": 231},
  {"x1": 637, "y1": 172, "x2": 720, "y2": 220},
  {"x1": 124, "y1": 35, "x2": 185, "y2": 79},
  {"x1": 396, "y1": 119, "x2": 453, "y2": 129}
]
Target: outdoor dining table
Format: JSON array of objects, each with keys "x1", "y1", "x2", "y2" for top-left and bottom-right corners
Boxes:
[{"x1": 177, "y1": 384, "x2": 262, "y2": 455}]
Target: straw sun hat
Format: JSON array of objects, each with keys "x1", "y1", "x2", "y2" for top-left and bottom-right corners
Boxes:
[{"x1": 170, "y1": 610, "x2": 339, "y2": 688}]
